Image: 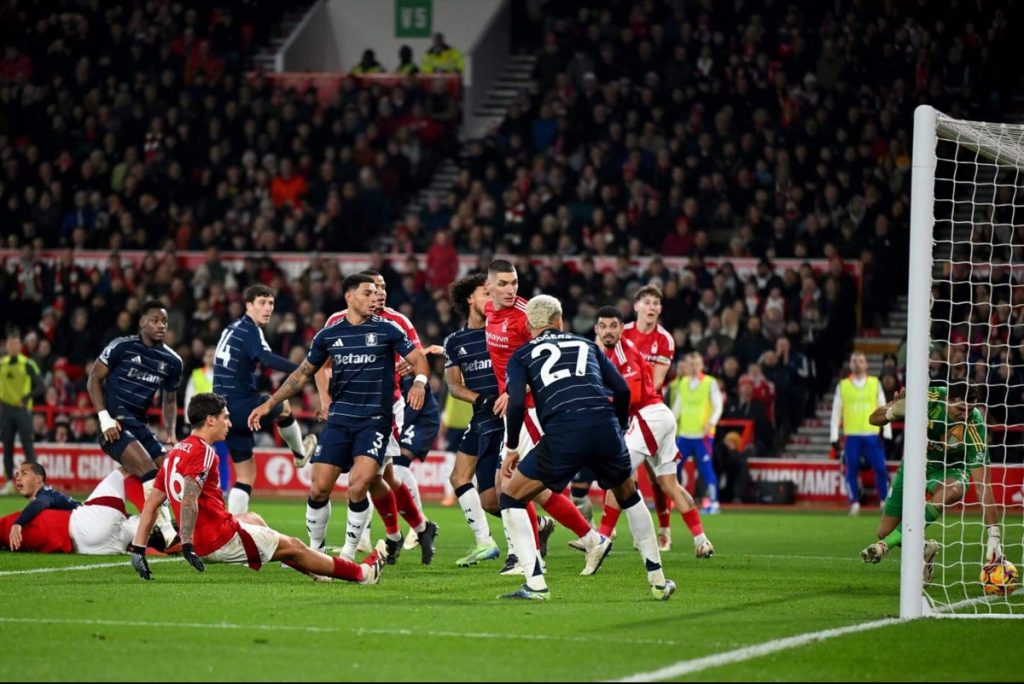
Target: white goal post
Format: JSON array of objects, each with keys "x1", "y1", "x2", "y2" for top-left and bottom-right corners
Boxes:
[{"x1": 904, "y1": 105, "x2": 1024, "y2": 619}]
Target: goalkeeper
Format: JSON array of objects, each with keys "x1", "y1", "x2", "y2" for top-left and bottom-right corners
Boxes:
[{"x1": 861, "y1": 382, "x2": 1004, "y2": 580}]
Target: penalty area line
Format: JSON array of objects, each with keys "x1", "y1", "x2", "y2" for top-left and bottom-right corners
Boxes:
[{"x1": 607, "y1": 617, "x2": 901, "y2": 682}]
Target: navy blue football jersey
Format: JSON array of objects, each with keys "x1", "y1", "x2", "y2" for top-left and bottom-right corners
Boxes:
[
  {"x1": 505, "y1": 329, "x2": 630, "y2": 449},
  {"x1": 307, "y1": 316, "x2": 416, "y2": 425},
  {"x1": 14, "y1": 486, "x2": 80, "y2": 527},
  {"x1": 99, "y1": 336, "x2": 183, "y2": 422},
  {"x1": 443, "y1": 327, "x2": 503, "y2": 436},
  {"x1": 213, "y1": 315, "x2": 298, "y2": 400}
]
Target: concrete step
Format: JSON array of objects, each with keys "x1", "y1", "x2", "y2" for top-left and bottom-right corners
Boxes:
[
  {"x1": 854, "y1": 338, "x2": 901, "y2": 354},
  {"x1": 779, "y1": 452, "x2": 831, "y2": 460},
  {"x1": 787, "y1": 435, "x2": 833, "y2": 445}
]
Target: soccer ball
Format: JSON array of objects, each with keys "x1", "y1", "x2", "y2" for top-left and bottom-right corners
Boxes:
[{"x1": 980, "y1": 559, "x2": 1020, "y2": 596}]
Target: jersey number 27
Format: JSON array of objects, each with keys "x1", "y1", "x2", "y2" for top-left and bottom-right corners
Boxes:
[{"x1": 531, "y1": 340, "x2": 589, "y2": 387}]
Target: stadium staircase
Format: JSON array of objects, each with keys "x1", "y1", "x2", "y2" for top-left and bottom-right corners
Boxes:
[
  {"x1": 780, "y1": 294, "x2": 907, "y2": 459},
  {"x1": 251, "y1": 4, "x2": 318, "y2": 73},
  {"x1": 406, "y1": 54, "x2": 536, "y2": 215}
]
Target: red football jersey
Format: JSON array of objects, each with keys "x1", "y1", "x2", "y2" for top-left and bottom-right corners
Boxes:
[
  {"x1": 326, "y1": 307, "x2": 421, "y2": 401},
  {"x1": 622, "y1": 321, "x2": 675, "y2": 369},
  {"x1": 484, "y1": 297, "x2": 531, "y2": 397},
  {"x1": 605, "y1": 339, "x2": 663, "y2": 415},
  {"x1": 155, "y1": 435, "x2": 239, "y2": 556},
  {"x1": 0, "y1": 509, "x2": 73, "y2": 553}
]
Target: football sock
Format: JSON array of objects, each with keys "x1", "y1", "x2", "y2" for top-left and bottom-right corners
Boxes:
[
  {"x1": 371, "y1": 489, "x2": 402, "y2": 540},
  {"x1": 621, "y1": 491, "x2": 665, "y2": 586},
  {"x1": 456, "y1": 483, "x2": 492, "y2": 545},
  {"x1": 501, "y1": 493, "x2": 546, "y2": 591},
  {"x1": 682, "y1": 508, "x2": 704, "y2": 537},
  {"x1": 394, "y1": 463, "x2": 423, "y2": 512},
  {"x1": 599, "y1": 504, "x2": 621, "y2": 538},
  {"x1": 394, "y1": 483, "x2": 425, "y2": 530},
  {"x1": 341, "y1": 497, "x2": 372, "y2": 560},
  {"x1": 652, "y1": 483, "x2": 672, "y2": 528},
  {"x1": 228, "y1": 483, "x2": 251, "y2": 515},
  {"x1": 540, "y1": 492, "x2": 592, "y2": 538},
  {"x1": 330, "y1": 556, "x2": 365, "y2": 582},
  {"x1": 526, "y1": 501, "x2": 540, "y2": 547},
  {"x1": 124, "y1": 475, "x2": 146, "y2": 512},
  {"x1": 306, "y1": 497, "x2": 331, "y2": 550},
  {"x1": 277, "y1": 414, "x2": 304, "y2": 455}
]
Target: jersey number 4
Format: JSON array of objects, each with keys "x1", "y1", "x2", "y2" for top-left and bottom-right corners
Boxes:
[
  {"x1": 531, "y1": 340, "x2": 589, "y2": 387},
  {"x1": 214, "y1": 330, "x2": 234, "y2": 367}
]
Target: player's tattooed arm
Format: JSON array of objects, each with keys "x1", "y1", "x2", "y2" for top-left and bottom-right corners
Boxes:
[
  {"x1": 249, "y1": 360, "x2": 319, "y2": 431},
  {"x1": 179, "y1": 476, "x2": 202, "y2": 545}
]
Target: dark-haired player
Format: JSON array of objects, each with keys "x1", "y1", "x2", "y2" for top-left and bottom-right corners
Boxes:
[
  {"x1": 213, "y1": 284, "x2": 317, "y2": 514},
  {"x1": 87, "y1": 300, "x2": 182, "y2": 549}
]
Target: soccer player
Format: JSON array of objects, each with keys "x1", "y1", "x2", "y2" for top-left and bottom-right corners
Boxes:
[
  {"x1": 499, "y1": 295, "x2": 676, "y2": 601},
  {"x1": 213, "y1": 284, "x2": 317, "y2": 515},
  {"x1": 669, "y1": 352, "x2": 724, "y2": 514},
  {"x1": 830, "y1": 351, "x2": 891, "y2": 516},
  {"x1": 444, "y1": 273, "x2": 502, "y2": 566},
  {"x1": 861, "y1": 383, "x2": 1003, "y2": 582},
  {"x1": 485, "y1": 259, "x2": 597, "y2": 575},
  {"x1": 129, "y1": 392, "x2": 385, "y2": 585},
  {"x1": 0, "y1": 462, "x2": 149, "y2": 554},
  {"x1": 623, "y1": 285, "x2": 678, "y2": 547},
  {"x1": 316, "y1": 270, "x2": 438, "y2": 562},
  {"x1": 592, "y1": 308, "x2": 714, "y2": 559},
  {"x1": 250, "y1": 274, "x2": 437, "y2": 565},
  {"x1": 87, "y1": 300, "x2": 182, "y2": 549}
]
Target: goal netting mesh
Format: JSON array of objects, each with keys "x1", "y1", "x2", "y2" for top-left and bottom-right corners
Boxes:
[{"x1": 914, "y1": 108, "x2": 1024, "y2": 617}]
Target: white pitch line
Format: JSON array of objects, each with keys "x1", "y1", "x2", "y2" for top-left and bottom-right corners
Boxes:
[
  {"x1": 608, "y1": 618, "x2": 901, "y2": 682},
  {"x1": 0, "y1": 558, "x2": 177, "y2": 576},
  {"x1": 0, "y1": 616, "x2": 681, "y2": 648}
]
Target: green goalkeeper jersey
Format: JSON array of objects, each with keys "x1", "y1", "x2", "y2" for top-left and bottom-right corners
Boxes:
[{"x1": 925, "y1": 386, "x2": 988, "y2": 469}]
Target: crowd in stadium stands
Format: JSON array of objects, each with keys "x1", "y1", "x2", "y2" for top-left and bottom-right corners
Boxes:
[{"x1": 0, "y1": 0, "x2": 1019, "y2": 460}]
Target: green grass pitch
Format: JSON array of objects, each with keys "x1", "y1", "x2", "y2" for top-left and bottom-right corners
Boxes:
[{"x1": 1, "y1": 496, "x2": 1022, "y2": 681}]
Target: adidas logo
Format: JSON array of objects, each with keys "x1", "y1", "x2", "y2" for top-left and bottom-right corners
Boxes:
[
  {"x1": 331, "y1": 339, "x2": 345, "y2": 348},
  {"x1": 459, "y1": 346, "x2": 468, "y2": 356},
  {"x1": 131, "y1": 355, "x2": 143, "y2": 364}
]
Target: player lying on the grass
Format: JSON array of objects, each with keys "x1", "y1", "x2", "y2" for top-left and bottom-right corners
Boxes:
[
  {"x1": 498, "y1": 295, "x2": 676, "y2": 601},
  {"x1": 586, "y1": 309, "x2": 715, "y2": 559},
  {"x1": 861, "y1": 383, "x2": 1004, "y2": 581},
  {"x1": 0, "y1": 462, "x2": 156, "y2": 554},
  {"x1": 129, "y1": 392, "x2": 385, "y2": 585}
]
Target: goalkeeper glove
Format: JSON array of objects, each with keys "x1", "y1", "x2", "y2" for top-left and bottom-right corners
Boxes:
[
  {"x1": 474, "y1": 394, "x2": 496, "y2": 413},
  {"x1": 885, "y1": 398, "x2": 906, "y2": 421},
  {"x1": 129, "y1": 544, "x2": 152, "y2": 580},
  {"x1": 182, "y1": 543, "x2": 205, "y2": 573},
  {"x1": 985, "y1": 525, "x2": 1004, "y2": 564}
]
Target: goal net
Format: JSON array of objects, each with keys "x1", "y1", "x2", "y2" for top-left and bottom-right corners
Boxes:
[{"x1": 904, "y1": 105, "x2": 1024, "y2": 618}]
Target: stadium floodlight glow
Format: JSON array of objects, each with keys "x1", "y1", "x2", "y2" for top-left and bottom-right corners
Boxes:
[{"x1": 905, "y1": 105, "x2": 1024, "y2": 619}]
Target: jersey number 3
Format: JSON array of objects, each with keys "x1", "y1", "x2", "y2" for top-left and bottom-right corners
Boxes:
[{"x1": 531, "y1": 340, "x2": 588, "y2": 387}]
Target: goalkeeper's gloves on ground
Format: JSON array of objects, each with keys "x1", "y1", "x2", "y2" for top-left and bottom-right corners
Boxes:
[
  {"x1": 129, "y1": 544, "x2": 152, "y2": 580},
  {"x1": 182, "y1": 543, "x2": 205, "y2": 572},
  {"x1": 985, "y1": 525, "x2": 1004, "y2": 564}
]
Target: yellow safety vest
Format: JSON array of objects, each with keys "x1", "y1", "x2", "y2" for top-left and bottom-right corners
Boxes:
[
  {"x1": 0, "y1": 354, "x2": 38, "y2": 410},
  {"x1": 671, "y1": 374, "x2": 714, "y2": 437},
  {"x1": 443, "y1": 392, "x2": 473, "y2": 430},
  {"x1": 191, "y1": 366, "x2": 213, "y2": 394},
  {"x1": 838, "y1": 376, "x2": 881, "y2": 436}
]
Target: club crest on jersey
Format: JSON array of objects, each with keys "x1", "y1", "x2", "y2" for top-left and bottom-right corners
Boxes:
[
  {"x1": 156, "y1": 361, "x2": 167, "y2": 373},
  {"x1": 501, "y1": 321, "x2": 509, "y2": 333},
  {"x1": 365, "y1": 333, "x2": 379, "y2": 346}
]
